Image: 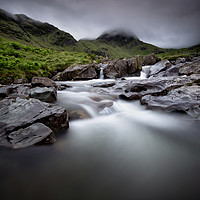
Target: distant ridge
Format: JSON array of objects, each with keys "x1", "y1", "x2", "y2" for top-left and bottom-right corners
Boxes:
[
  {"x1": 0, "y1": 8, "x2": 77, "y2": 49},
  {"x1": 0, "y1": 8, "x2": 200, "y2": 59}
]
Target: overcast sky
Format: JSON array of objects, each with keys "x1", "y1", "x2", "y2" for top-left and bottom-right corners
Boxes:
[{"x1": 1, "y1": 0, "x2": 200, "y2": 48}]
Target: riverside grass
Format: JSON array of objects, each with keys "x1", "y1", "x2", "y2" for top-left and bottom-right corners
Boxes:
[
  {"x1": 0, "y1": 36, "x2": 200, "y2": 84},
  {"x1": 0, "y1": 37, "x2": 97, "y2": 83}
]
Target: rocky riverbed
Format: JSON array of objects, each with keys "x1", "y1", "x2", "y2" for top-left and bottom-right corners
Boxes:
[{"x1": 0, "y1": 55, "x2": 200, "y2": 149}]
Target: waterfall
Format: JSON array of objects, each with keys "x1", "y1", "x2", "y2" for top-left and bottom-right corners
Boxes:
[
  {"x1": 140, "y1": 65, "x2": 151, "y2": 78},
  {"x1": 99, "y1": 63, "x2": 108, "y2": 79}
]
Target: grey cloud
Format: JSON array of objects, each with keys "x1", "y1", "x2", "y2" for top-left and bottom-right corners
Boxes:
[{"x1": 0, "y1": 0, "x2": 200, "y2": 48}]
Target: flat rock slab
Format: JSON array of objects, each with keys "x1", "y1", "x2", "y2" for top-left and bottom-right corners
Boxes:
[
  {"x1": 141, "y1": 86, "x2": 200, "y2": 119},
  {"x1": 0, "y1": 97, "x2": 69, "y2": 147},
  {"x1": 8, "y1": 123, "x2": 56, "y2": 149}
]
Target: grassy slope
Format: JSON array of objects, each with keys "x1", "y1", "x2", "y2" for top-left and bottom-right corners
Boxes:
[
  {"x1": 0, "y1": 8, "x2": 199, "y2": 84},
  {"x1": 0, "y1": 37, "x2": 96, "y2": 83}
]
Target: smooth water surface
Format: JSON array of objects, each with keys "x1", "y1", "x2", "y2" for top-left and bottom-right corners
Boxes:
[{"x1": 1, "y1": 77, "x2": 200, "y2": 200}]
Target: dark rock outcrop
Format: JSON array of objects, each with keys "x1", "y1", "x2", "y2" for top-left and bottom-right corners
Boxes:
[
  {"x1": 0, "y1": 84, "x2": 31, "y2": 100},
  {"x1": 0, "y1": 97, "x2": 69, "y2": 147},
  {"x1": 142, "y1": 54, "x2": 161, "y2": 66},
  {"x1": 103, "y1": 56, "x2": 142, "y2": 79},
  {"x1": 31, "y1": 77, "x2": 57, "y2": 88},
  {"x1": 8, "y1": 123, "x2": 56, "y2": 149},
  {"x1": 141, "y1": 86, "x2": 200, "y2": 119},
  {"x1": 179, "y1": 59, "x2": 200, "y2": 75},
  {"x1": 100, "y1": 75, "x2": 200, "y2": 101},
  {"x1": 53, "y1": 63, "x2": 100, "y2": 81},
  {"x1": 29, "y1": 87, "x2": 57, "y2": 102},
  {"x1": 148, "y1": 59, "x2": 172, "y2": 77}
]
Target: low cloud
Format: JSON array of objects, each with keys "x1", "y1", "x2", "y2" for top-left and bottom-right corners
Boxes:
[{"x1": 1, "y1": 0, "x2": 200, "y2": 48}]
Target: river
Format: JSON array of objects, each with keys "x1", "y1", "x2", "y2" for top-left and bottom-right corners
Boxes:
[{"x1": 0, "y1": 74, "x2": 200, "y2": 200}]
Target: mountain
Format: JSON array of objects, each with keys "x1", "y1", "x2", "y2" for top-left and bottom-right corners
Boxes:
[
  {"x1": 0, "y1": 8, "x2": 200, "y2": 60},
  {"x1": 76, "y1": 29, "x2": 162, "y2": 58},
  {"x1": 0, "y1": 8, "x2": 77, "y2": 49}
]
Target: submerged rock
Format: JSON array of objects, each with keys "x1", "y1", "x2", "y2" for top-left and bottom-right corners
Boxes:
[
  {"x1": 8, "y1": 123, "x2": 56, "y2": 149},
  {"x1": 141, "y1": 86, "x2": 200, "y2": 119},
  {"x1": 29, "y1": 87, "x2": 57, "y2": 102}
]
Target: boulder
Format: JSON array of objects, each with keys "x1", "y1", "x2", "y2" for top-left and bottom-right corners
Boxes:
[
  {"x1": 31, "y1": 77, "x2": 57, "y2": 88},
  {"x1": 29, "y1": 87, "x2": 57, "y2": 102},
  {"x1": 0, "y1": 84, "x2": 31, "y2": 100},
  {"x1": 141, "y1": 86, "x2": 200, "y2": 119},
  {"x1": 61, "y1": 63, "x2": 99, "y2": 81},
  {"x1": 13, "y1": 78, "x2": 28, "y2": 84},
  {"x1": 179, "y1": 59, "x2": 200, "y2": 75},
  {"x1": 103, "y1": 56, "x2": 142, "y2": 79},
  {"x1": 0, "y1": 97, "x2": 69, "y2": 147},
  {"x1": 7, "y1": 123, "x2": 56, "y2": 149},
  {"x1": 143, "y1": 54, "x2": 161, "y2": 66},
  {"x1": 148, "y1": 59, "x2": 172, "y2": 77},
  {"x1": 105, "y1": 76, "x2": 197, "y2": 100},
  {"x1": 127, "y1": 55, "x2": 143, "y2": 75}
]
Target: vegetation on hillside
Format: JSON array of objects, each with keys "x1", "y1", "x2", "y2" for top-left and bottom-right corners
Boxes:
[{"x1": 0, "y1": 38, "x2": 96, "y2": 84}]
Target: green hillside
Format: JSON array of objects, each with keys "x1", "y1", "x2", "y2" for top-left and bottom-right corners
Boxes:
[
  {"x1": 0, "y1": 37, "x2": 96, "y2": 84},
  {"x1": 0, "y1": 8, "x2": 77, "y2": 50},
  {"x1": 0, "y1": 8, "x2": 200, "y2": 84}
]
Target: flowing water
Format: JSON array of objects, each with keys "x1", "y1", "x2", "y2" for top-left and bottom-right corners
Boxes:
[{"x1": 0, "y1": 72, "x2": 200, "y2": 200}]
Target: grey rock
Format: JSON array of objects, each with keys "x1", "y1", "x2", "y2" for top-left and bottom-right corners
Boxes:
[
  {"x1": 179, "y1": 59, "x2": 200, "y2": 75},
  {"x1": 141, "y1": 86, "x2": 200, "y2": 119},
  {"x1": 0, "y1": 97, "x2": 69, "y2": 147},
  {"x1": 103, "y1": 56, "x2": 142, "y2": 79},
  {"x1": 0, "y1": 84, "x2": 31, "y2": 100},
  {"x1": 61, "y1": 63, "x2": 99, "y2": 81},
  {"x1": 148, "y1": 59, "x2": 172, "y2": 77},
  {"x1": 29, "y1": 87, "x2": 57, "y2": 102},
  {"x1": 142, "y1": 54, "x2": 161, "y2": 66},
  {"x1": 102, "y1": 76, "x2": 196, "y2": 100},
  {"x1": 13, "y1": 78, "x2": 28, "y2": 84},
  {"x1": 31, "y1": 77, "x2": 57, "y2": 88},
  {"x1": 8, "y1": 123, "x2": 56, "y2": 149}
]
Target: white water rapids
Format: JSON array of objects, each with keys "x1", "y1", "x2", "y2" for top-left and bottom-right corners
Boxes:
[{"x1": 0, "y1": 67, "x2": 200, "y2": 200}]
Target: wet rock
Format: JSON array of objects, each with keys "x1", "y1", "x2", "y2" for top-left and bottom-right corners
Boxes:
[
  {"x1": 52, "y1": 72, "x2": 62, "y2": 81},
  {"x1": 127, "y1": 56, "x2": 143, "y2": 75},
  {"x1": 60, "y1": 63, "x2": 99, "y2": 81},
  {"x1": 31, "y1": 77, "x2": 57, "y2": 88},
  {"x1": 175, "y1": 57, "x2": 186, "y2": 65},
  {"x1": 29, "y1": 87, "x2": 57, "y2": 102},
  {"x1": 107, "y1": 76, "x2": 195, "y2": 100},
  {"x1": 13, "y1": 78, "x2": 28, "y2": 84},
  {"x1": 92, "y1": 82, "x2": 115, "y2": 88},
  {"x1": 0, "y1": 84, "x2": 31, "y2": 100},
  {"x1": 179, "y1": 59, "x2": 200, "y2": 75},
  {"x1": 0, "y1": 97, "x2": 69, "y2": 147},
  {"x1": 7, "y1": 123, "x2": 56, "y2": 149},
  {"x1": 103, "y1": 56, "x2": 142, "y2": 79},
  {"x1": 69, "y1": 110, "x2": 91, "y2": 120},
  {"x1": 148, "y1": 59, "x2": 172, "y2": 77},
  {"x1": 141, "y1": 86, "x2": 200, "y2": 119},
  {"x1": 142, "y1": 54, "x2": 161, "y2": 66}
]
